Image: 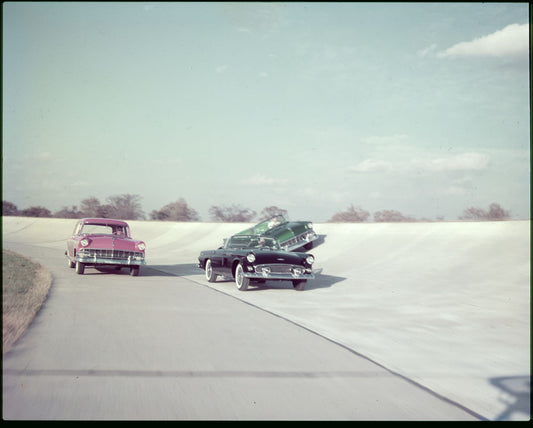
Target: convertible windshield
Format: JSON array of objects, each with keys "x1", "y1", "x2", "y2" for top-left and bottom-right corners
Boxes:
[
  {"x1": 226, "y1": 235, "x2": 280, "y2": 250},
  {"x1": 251, "y1": 215, "x2": 286, "y2": 234}
]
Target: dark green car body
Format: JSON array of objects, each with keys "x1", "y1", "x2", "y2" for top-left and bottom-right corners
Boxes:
[{"x1": 235, "y1": 214, "x2": 318, "y2": 251}]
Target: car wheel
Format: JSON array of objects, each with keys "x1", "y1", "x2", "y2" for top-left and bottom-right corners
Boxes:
[
  {"x1": 75, "y1": 261, "x2": 85, "y2": 275},
  {"x1": 235, "y1": 263, "x2": 249, "y2": 291},
  {"x1": 130, "y1": 266, "x2": 140, "y2": 276},
  {"x1": 67, "y1": 258, "x2": 75, "y2": 268},
  {"x1": 292, "y1": 280, "x2": 306, "y2": 291},
  {"x1": 205, "y1": 259, "x2": 217, "y2": 283},
  {"x1": 303, "y1": 241, "x2": 313, "y2": 250}
]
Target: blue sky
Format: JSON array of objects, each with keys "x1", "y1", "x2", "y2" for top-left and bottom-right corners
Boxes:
[{"x1": 2, "y1": 2, "x2": 530, "y2": 221}]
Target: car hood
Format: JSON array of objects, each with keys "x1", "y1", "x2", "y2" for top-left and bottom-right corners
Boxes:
[
  {"x1": 250, "y1": 250, "x2": 306, "y2": 264},
  {"x1": 82, "y1": 235, "x2": 143, "y2": 251},
  {"x1": 262, "y1": 221, "x2": 311, "y2": 238}
]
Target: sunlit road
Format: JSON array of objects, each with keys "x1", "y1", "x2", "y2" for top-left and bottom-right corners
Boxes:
[{"x1": 3, "y1": 241, "x2": 480, "y2": 420}]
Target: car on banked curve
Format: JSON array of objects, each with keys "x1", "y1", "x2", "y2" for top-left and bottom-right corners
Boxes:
[
  {"x1": 66, "y1": 218, "x2": 146, "y2": 276},
  {"x1": 234, "y1": 214, "x2": 318, "y2": 252},
  {"x1": 198, "y1": 234, "x2": 315, "y2": 291}
]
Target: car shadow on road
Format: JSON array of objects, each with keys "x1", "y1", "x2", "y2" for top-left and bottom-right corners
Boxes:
[
  {"x1": 80, "y1": 267, "x2": 142, "y2": 275},
  {"x1": 141, "y1": 264, "x2": 202, "y2": 277},
  {"x1": 139, "y1": 264, "x2": 345, "y2": 291},
  {"x1": 206, "y1": 268, "x2": 345, "y2": 292},
  {"x1": 253, "y1": 268, "x2": 345, "y2": 291},
  {"x1": 299, "y1": 234, "x2": 327, "y2": 252}
]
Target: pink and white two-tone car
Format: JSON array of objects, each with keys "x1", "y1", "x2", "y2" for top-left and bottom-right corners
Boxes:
[{"x1": 66, "y1": 218, "x2": 146, "y2": 276}]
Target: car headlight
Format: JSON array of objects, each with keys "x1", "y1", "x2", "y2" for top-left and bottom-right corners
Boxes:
[
  {"x1": 306, "y1": 255, "x2": 314, "y2": 265},
  {"x1": 247, "y1": 253, "x2": 256, "y2": 263},
  {"x1": 80, "y1": 239, "x2": 89, "y2": 247},
  {"x1": 292, "y1": 267, "x2": 304, "y2": 275},
  {"x1": 137, "y1": 242, "x2": 146, "y2": 251},
  {"x1": 307, "y1": 222, "x2": 313, "y2": 229}
]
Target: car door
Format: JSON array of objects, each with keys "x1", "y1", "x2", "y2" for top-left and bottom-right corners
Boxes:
[
  {"x1": 219, "y1": 249, "x2": 235, "y2": 277},
  {"x1": 207, "y1": 247, "x2": 226, "y2": 276},
  {"x1": 217, "y1": 242, "x2": 237, "y2": 277},
  {"x1": 66, "y1": 221, "x2": 82, "y2": 257}
]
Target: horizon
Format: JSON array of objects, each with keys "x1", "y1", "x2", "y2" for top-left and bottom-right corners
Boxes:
[{"x1": 2, "y1": 197, "x2": 526, "y2": 222}]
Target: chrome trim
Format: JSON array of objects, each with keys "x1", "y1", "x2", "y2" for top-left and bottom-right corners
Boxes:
[
  {"x1": 75, "y1": 256, "x2": 145, "y2": 266},
  {"x1": 246, "y1": 264, "x2": 314, "y2": 280},
  {"x1": 281, "y1": 232, "x2": 319, "y2": 251},
  {"x1": 243, "y1": 271, "x2": 315, "y2": 280},
  {"x1": 75, "y1": 248, "x2": 145, "y2": 265}
]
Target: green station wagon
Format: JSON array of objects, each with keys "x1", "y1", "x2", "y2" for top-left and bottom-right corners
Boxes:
[{"x1": 235, "y1": 214, "x2": 318, "y2": 251}]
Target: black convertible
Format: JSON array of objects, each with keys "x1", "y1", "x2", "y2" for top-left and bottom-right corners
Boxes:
[{"x1": 197, "y1": 235, "x2": 315, "y2": 291}]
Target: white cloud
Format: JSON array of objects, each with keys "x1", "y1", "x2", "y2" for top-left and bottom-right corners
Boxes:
[
  {"x1": 437, "y1": 23, "x2": 529, "y2": 59},
  {"x1": 216, "y1": 64, "x2": 229, "y2": 73},
  {"x1": 349, "y1": 159, "x2": 394, "y2": 173},
  {"x1": 245, "y1": 174, "x2": 287, "y2": 186},
  {"x1": 325, "y1": 191, "x2": 351, "y2": 203},
  {"x1": 418, "y1": 43, "x2": 437, "y2": 58},
  {"x1": 442, "y1": 186, "x2": 468, "y2": 196},
  {"x1": 37, "y1": 152, "x2": 52, "y2": 160},
  {"x1": 350, "y1": 152, "x2": 490, "y2": 174},
  {"x1": 411, "y1": 152, "x2": 490, "y2": 172}
]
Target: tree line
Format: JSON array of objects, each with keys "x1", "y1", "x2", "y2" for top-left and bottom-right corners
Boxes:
[
  {"x1": 328, "y1": 203, "x2": 511, "y2": 222},
  {"x1": 2, "y1": 194, "x2": 512, "y2": 222},
  {"x1": 2, "y1": 195, "x2": 286, "y2": 222}
]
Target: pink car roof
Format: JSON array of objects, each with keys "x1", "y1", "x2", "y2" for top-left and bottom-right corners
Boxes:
[{"x1": 80, "y1": 218, "x2": 129, "y2": 226}]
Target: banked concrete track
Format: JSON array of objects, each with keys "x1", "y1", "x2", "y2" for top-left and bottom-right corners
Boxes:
[{"x1": 2, "y1": 217, "x2": 530, "y2": 420}]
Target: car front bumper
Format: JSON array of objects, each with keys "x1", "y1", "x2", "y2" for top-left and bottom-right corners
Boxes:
[
  {"x1": 243, "y1": 271, "x2": 315, "y2": 281},
  {"x1": 244, "y1": 264, "x2": 315, "y2": 281},
  {"x1": 75, "y1": 255, "x2": 146, "y2": 266},
  {"x1": 282, "y1": 232, "x2": 319, "y2": 251}
]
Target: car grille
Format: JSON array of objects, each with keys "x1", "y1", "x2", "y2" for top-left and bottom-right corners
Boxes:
[
  {"x1": 78, "y1": 248, "x2": 144, "y2": 261},
  {"x1": 282, "y1": 232, "x2": 314, "y2": 249},
  {"x1": 255, "y1": 264, "x2": 294, "y2": 274}
]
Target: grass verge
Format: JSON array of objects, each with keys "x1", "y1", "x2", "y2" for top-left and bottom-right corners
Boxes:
[{"x1": 2, "y1": 249, "x2": 52, "y2": 354}]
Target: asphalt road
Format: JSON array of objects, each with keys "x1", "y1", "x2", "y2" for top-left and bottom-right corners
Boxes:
[{"x1": 3, "y1": 241, "x2": 479, "y2": 420}]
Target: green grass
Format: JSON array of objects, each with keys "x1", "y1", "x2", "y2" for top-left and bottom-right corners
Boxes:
[{"x1": 2, "y1": 249, "x2": 52, "y2": 354}]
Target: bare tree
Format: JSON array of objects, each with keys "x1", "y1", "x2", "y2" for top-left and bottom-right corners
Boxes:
[
  {"x1": 374, "y1": 209, "x2": 415, "y2": 222},
  {"x1": 53, "y1": 206, "x2": 82, "y2": 219},
  {"x1": 150, "y1": 198, "x2": 200, "y2": 221},
  {"x1": 80, "y1": 197, "x2": 103, "y2": 217},
  {"x1": 97, "y1": 204, "x2": 116, "y2": 218},
  {"x1": 209, "y1": 204, "x2": 257, "y2": 222},
  {"x1": 258, "y1": 206, "x2": 288, "y2": 221},
  {"x1": 460, "y1": 203, "x2": 510, "y2": 221},
  {"x1": 328, "y1": 205, "x2": 370, "y2": 222},
  {"x1": 487, "y1": 203, "x2": 510, "y2": 220},
  {"x1": 106, "y1": 194, "x2": 145, "y2": 220},
  {"x1": 20, "y1": 206, "x2": 52, "y2": 218},
  {"x1": 2, "y1": 201, "x2": 19, "y2": 216}
]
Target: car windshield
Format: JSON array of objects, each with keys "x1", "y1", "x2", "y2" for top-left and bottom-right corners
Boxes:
[
  {"x1": 251, "y1": 215, "x2": 287, "y2": 234},
  {"x1": 226, "y1": 235, "x2": 280, "y2": 250},
  {"x1": 80, "y1": 224, "x2": 127, "y2": 236}
]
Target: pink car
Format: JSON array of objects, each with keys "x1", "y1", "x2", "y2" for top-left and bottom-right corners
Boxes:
[{"x1": 66, "y1": 218, "x2": 146, "y2": 276}]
